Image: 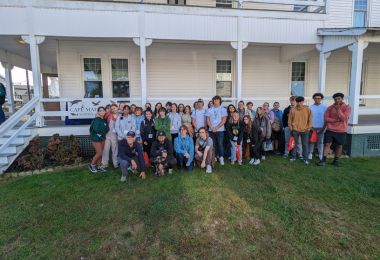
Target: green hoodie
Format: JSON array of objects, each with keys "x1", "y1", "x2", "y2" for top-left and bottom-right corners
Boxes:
[
  {"x1": 154, "y1": 116, "x2": 171, "y2": 141},
  {"x1": 89, "y1": 117, "x2": 109, "y2": 142}
]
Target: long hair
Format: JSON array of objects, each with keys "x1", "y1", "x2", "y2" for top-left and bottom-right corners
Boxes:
[{"x1": 243, "y1": 115, "x2": 252, "y2": 133}]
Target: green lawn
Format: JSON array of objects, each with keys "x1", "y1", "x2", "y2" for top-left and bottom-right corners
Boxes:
[{"x1": 0, "y1": 157, "x2": 379, "y2": 259}]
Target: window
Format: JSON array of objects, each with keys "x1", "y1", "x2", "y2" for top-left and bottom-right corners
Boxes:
[
  {"x1": 216, "y1": 0, "x2": 232, "y2": 8},
  {"x1": 353, "y1": 0, "x2": 367, "y2": 27},
  {"x1": 216, "y1": 60, "x2": 232, "y2": 97},
  {"x1": 291, "y1": 62, "x2": 306, "y2": 96},
  {"x1": 167, "y1": 0, "x2": 186, "y2": 5},
  {"x1": 111, "y1": 59, "x2": 130, "y2": 98},
  {"x1": 83, "y1": 58, "x2": 103, "y2": 98}
]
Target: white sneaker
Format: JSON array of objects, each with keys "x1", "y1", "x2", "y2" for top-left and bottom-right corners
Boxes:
[
  {"x1": 231, "y1": 160, "x2": 235, "y2": 165},
  {"x1": 249, "y1": 158, "x2": 255, "y2": 165},
  {"x1": 238, "y1": 160, "x2": 242, "y2": 165},
  {"x1": 219, "y1": 157, "x2": 225, "y2": 166},
  {"x1": 253, "y1": 159, "x2": 261, "y2": 165},
  {"x1": 120, "y1": 176, "x2": 126, "y2": 182},
  {"x1": 308, "y1": 153, "x2": 313, "y2": 160},
  {"x1": 261, "y1": 155, "x2": 266, "y2": 161},
  {"x1": 168, "y1": 168, "x2": 173, "y2": 174},
  {"x1": 206, "y1": 165, "x2": 212, "y2": 174}
]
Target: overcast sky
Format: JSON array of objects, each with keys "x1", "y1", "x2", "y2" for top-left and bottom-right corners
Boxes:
[{"x1": 0, "y1": 65, "x2": 34, "y2": 85}]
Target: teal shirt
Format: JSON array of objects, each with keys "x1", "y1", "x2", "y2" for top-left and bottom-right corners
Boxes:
[{"x1": 90, "y1": 117, "x2": 109, "y2": 142}]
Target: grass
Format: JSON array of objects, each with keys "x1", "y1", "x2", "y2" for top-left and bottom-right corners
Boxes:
[{"x1": 0, "y1": 157, "x2": 379, "y2": 259}]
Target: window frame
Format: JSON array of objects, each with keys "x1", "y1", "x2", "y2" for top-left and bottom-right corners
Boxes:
[
  {"x1": 110, "y1": 57, "x2": 130, "y2": 98},
  {"x1": 289, "y1": 61, "x2": 308, "y2": 97},
  {"x1": 215, "y1": 59, "x2": 234, "y2": 98},
  {"x1": 353, "y1": 0, "x2": 368, "y2": 27},
  {"x1": 82, "y1": 57, "x2": 104, "y2": 98}
]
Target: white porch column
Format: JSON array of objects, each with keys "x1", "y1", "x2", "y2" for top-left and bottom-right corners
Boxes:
[
  {"x1": 1, "y1": 62, "x2": 15, "y2": 114},
  {"x1": 133, "y1": 37, "x2": 152, "y2": 106},
  {"x1": 348, "y1": 41, "x2": 368, "y2": 125},
  {"x1": 316, "y1": 47, "x2": 331, "y2": 94},
  {"x1": 22, "y1": 35, "x2": 45, "y2": 127}
]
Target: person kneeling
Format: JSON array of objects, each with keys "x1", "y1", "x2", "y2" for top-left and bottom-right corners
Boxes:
[
  {"x1": 195, "y1": 127, "x2": 215, "y2": 174},
  {"x1": 118, "y1": 131, "x2": 146, "y2": 183},
  {"x1": 150, "y1": 131, "x2": 177, "y2": 176},
  {"x1": 174, "y1": 125, "x2": 194, "y2": 171}
]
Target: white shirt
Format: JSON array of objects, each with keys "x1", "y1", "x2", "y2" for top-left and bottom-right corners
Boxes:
[
  {"x1": 206, "y1": 106, "x2": 227, "y2": 132},
  {"x1": 191, "y1": 109, "x2": 206, "y2": 131}
]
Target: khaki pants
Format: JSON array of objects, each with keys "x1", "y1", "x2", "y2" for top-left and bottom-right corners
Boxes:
[
  {"x1": 195, "y1": 146, "x2": 215, "y2": 167},
  {"x1": 101, "y1": 137, "x2": 118, "y2": 167}
]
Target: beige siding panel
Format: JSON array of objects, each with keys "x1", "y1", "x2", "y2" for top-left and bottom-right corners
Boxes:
[
  {"x1": 363, "y1": 43, "x2": 380, "y2": 108},
  {"x1": 242, "y1": 46, "x2": 289, "y2": 98},
  {"x1": 188, "y1": 0, "x2": 215, "y2": 7},
  {"x1": 58, "y1": 40, "x2": 140, "y2": 99},
  {"x1": 242, "y1": 2, "x2": 292, "y2": 11},
  {"x1": 147, "y1": 43, "x2": 234, "y2": 98},
  {"x1": 325, "y1": 0, "x2": 353, "y2": 28},
  {"x1": 325, "y1": 48, "x2": 351, "y2": 97}
]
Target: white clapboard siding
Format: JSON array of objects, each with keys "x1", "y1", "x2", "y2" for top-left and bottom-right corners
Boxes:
[
  {"x1": 146, "y1": 43, "x2": 234, "y2": 98},
  {"x1": 363, "y1": 44, "x2": 380, "y2": 108},
  {"x1": 369, "y1": 0, "x2": 380, "y2": 27},
  {"x1": 325, "y1": 48, "x2": 351, "y2": 97},
  {"x1": 188, "y1": 0, "x2": 215, "y2": 7},
  {"x1": 58, "y1": 40, "x2": 141, "y2": 99},
  {"x1": 325, "y1": 0, "x2": 353, "y2": 28}
]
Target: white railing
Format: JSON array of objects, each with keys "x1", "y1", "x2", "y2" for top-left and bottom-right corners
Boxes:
[
  {"x1": 73, "y1": 0, "x2": 326, "y2": 13},
  {"x1": 358, "y1": 95, "x2": 380, "y2": 115},
  {"x1": 0, "y1": 96, "x2": 39, "y2": 155}
]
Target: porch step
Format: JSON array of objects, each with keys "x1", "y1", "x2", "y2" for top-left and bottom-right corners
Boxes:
[
  {"x1": 0, "y1": 146, "x2": 17, "y2": 155},
  {"x1": 0, "y1": 137, "x2": 25, "y2": 146},
  {"x1": 2, "y1": 129, "x2": 33, "y2": 138}
]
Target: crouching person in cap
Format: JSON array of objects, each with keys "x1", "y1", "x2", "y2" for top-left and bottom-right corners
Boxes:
[
  {"x1": 150, "y1": 131, "x2": 177, "y2": 176},
  {"x1": 174, "y1": 125, "x2": 194, "y2": 171},
  {"x1": 194, "y1": 127, "x2": 215, "y2": 174},
  {"x1": 118, "y1": 131, "x2": 146, "y2": 182}
]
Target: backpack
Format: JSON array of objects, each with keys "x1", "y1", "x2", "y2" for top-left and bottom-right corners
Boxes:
[{"x1": 272, "y1": 117, "x2": 281, "y2": 132}]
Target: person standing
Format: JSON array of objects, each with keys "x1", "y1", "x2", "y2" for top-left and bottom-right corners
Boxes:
[
  {"x1": 133, "y1": 107, "x2": 145, "y2": 143},
  {"x1": 0, "y1": 82, "x2": 6, "y2": 125},
  {"x1": 194, "y1": 127, "x2": 215, "y2": 174},
  {"x1": 191, "y1": 98, "x2": 207, "y2": 136},
  {"x1": 154, "y1": 107, "x2": 171, "y2": 141},
  {"x1": 317, "y1": 93, "x2": 352, "y2": 167},
  {"x1": 271, "y1": 102, "x2": 283, "y2": 154},
  {"x1": 168, "y1": 103, "x2": 181, "y2": 147},
  {"x1": 150, "y1": 131, "x2": 177, "y2": 176},
  {"x1": 226, "y1": 111, "x2": 244, "y2": 165},
  {"x1": 174, "y1": 125, "x2": 194, "y2": 171},
  {"x1": 246, "y1": 101, "x2": 256, "y2": 120},
  {"x1": 89, "y1": 107, "x2": 109, "y2": 173},
  {"x1": 254, "y1": 107, "x2": 271, "y2": 161},
  {"x1": 115, "y1": 105, "x2": 136, "y2": 141},
  {"x1": 282, "y1": 96, "x2": 298, "y2": 158},
  {"x1": 101, "y1": 103, "x2": 119, "y2": 168},
  {"x1": 118, "y1": 131, "x2": 146, "y2": 182},
  {"x1": 309, "y1": 93, "x2": 327, "y2": 161},
  {"x1": 140, "y1": 109, "x2": 156, "y2": 157},
  {"x1": 181, "y1": 105, "x2": 194, "y2": 138},
  {"x1": 206, "y1": 95, "x2": 228, "y2": 165},
  {"x1": 288, "y1": 96, "x2": 312, "y2": 165},
  {"x1": 243, "y1": 115, "x2": 263, "y2": 165}
]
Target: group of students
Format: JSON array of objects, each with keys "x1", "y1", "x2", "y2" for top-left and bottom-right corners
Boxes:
[{"x1": 89, "y1": 93, "x2": 351, "y2": 182}]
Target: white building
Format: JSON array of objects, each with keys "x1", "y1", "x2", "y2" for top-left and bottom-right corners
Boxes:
[{"x1": 0, "y1": 0, "x2": 379, "y2": 172}]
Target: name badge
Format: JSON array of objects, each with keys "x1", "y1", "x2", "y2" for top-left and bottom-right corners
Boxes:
[
  {"x1": 148, "y1": 134, "x2": 153, "y2": 138},
  {"x1": 247, "y1": 138, "x2": 251, "y2": 143},
  {"x1": 233, "y1": 136, "x2": 238, "y2": 141}
]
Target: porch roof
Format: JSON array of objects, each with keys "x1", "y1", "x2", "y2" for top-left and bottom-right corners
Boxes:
[{"x1": 317, "y1": 27, "x2": 380, "y2": 36}]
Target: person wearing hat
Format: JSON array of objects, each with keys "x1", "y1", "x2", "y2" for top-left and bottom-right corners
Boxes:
[
  {"x1": 288, "y1": 96, "x2": 312, "y2": 165},
  {"x1": 318, "y1": 92, "x2": 351, "y2": 167},
  {"x1": 150, "y1": 131, "x2": 177, "y2": 176},
  {"x1": 118, "y1": 131, "x2": 146, "y2": 182},
  {"x1": 191, "y1": 98, "x2": 207, "y2": 136}
]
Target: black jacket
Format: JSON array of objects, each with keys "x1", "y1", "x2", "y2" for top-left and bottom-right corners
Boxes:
[
  {"x1": 150, "y1": 139, "x2": 174, "y2": 158},
  {"x1": 243, "y1": 121, "x2": 263, "y2": 146},
  {"x1": 227, "y1": 120, "x2": 244, "y2": 145},
  {"x1": 118, "y1": 140, "x2": 145, "y2": 171},
  {"x1": 282, "y1": 105, "x2": 292, "y2": 128},
  {"x1": 140, "y1": 118, "x2": 156, "y2": 143}
]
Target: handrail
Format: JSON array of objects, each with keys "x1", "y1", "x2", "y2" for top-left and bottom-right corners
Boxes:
[
  {"x1": 0, "y1": 113, "x2": 38, "y2": 154},
  {"x1": 0, "y1": 96, "x2": 39, "y2": 138}
]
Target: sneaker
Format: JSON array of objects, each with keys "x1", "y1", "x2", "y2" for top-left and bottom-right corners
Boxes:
[
  {"x1": 283, "y1": 154, "x2": 288, "y2": 159},
  {"x1": 308, "y1": 153, "x2": 313, "y2": 160},
  {"x1": 333, "y1": 160, "x2": 341, "y2": 167},
  {"x1": 253, "y1": 159, "x2": 261, "y2": 165},
  {"x1": 168, "y1": 168, "x2": 173, "y2": 174},
  {"x1": 120, "y1": 175, "x2": 127, "y2": 182},
  {"x1": 299, "y1": 155, "x2": 304, "y2": 160},
  {"x1": 88, "y1": 164, "x2": 97, "y2": 173},
  {"x1": 261, "y1": 155, "x2": 266, "y2": 161},
  {"x1": 231, "y1": 160, "x2": 235, "y2": 165},
  {"x1": 290, "y1": 158, "x2": 296, "y2": 162},
  {"x1": 97, "y1": 165, "x2": 107, "y2": 173},
  {"x1": 206, "y1": 165, "x2": 212, "y2": 174},
  {"x1": 304, "y1": 160, "x2": 309, "y2": 165},
  {"x1": 249, "y1": 158, "x2": 255, "y2": 165},
  {"x1": 317, "y1": 160, "x2": 326, "y2": 166},
  {"x1": 219, "y1": 157, "x2": 225, "y2": 166},
  {"x1": 238, "y1": 160, "x2": 242, "y2": 165}
]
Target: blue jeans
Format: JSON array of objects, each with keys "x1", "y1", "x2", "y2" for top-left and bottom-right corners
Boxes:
[
  {"x1": 309, "y1": 129, "x2": 325, "y2": 160},
  {"x1": 284, "y1": 127, "x2": 302, "y2": 156},
  {"x1": 0, "y1": 103, "x2": 5, "y2": 125},
  {"x1": 291, "y1": 131, "x2": 309, "y2": 160},
  {"x1": 176, "y1": 153, "x2": 193, "y2": 171},
  {"x1": 118, "y1": 157, "x2": 143, "y2": 177},
  {"x1": 230, "y1": 140, "x2": 242, "y2": 162},
  {"x1": 209, "y1": 131, "x2": 225, "y2": 158}
]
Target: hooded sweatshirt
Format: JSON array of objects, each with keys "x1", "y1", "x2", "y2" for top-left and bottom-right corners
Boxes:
[
  {"x1": 288, "y1": 105, "x2": 312, "y2": 132},
  {"x1": 174, "y1": 134, "x2": 194, "y2": 164},
  {"x1": 115, "y1": 114, "x2": 136, "y2": 141},
  {"x1": 324, "y1": 102, "x2": 351, "y2": 133}
]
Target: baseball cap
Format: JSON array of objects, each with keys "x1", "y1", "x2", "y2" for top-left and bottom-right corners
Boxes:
[
  {"x1": 157, "y1": 131, "x2": 166, "y2": 137},
  {"x1": 126, "y1": 131, "x2": 136, "y2": 137}
]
